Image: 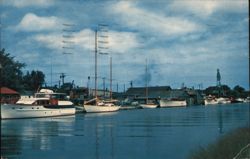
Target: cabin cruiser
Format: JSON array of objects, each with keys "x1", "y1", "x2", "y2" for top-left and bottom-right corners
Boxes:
[
  {"x1": 1, "y1": 89, "x2": 75, "y2": 119},
  {"x1": 159, "y1": 98, "x2": 187, "y2": 107},
  {"x1": 204, "y1": 95, "x2": 218, "y2": 105},
  {"x1": 217, "y1": 97, "x2": 231, "y2": 104}
]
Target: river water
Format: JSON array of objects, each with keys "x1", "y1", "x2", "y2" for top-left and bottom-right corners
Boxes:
[{"x1": 1, "y1": 103, "x2": 249, "y2": 159}]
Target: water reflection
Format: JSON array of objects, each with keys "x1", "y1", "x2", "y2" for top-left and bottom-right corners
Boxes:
[
  {"x1": 1, "y1": 104, "x2": 249, "y2": 159},
  {"x1": 217, "y1": 106, "x2": 223, "y2": 134},
  {"x1": 1, "y1": 116, "x2": 75, "y2": 158}
]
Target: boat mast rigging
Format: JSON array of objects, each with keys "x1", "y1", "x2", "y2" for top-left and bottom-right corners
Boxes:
[{"x1": 145, "y1": 59, "x2": 148, "y2": 104}]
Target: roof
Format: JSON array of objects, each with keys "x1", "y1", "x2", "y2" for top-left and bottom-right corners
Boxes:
[
  {"x1": 126, "y1": 86, "x2": 171, "y2": 96},
  {"x1": 0, "y1": 87, "x2": 19, "y2": 94},
  {"x1": 126, "y1": 86, "x2": 191, "y2": 98}
]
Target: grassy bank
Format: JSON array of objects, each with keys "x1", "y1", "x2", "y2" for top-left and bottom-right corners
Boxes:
[{"x1": 189, "y1": 127, "x2": 250, "y2": 159}]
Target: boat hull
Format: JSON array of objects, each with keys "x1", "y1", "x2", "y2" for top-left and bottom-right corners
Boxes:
[
  {"x1": 84, "y1": 105, "x2": 120, "y2": 113},
  {"x1": 204, "y1": 99, "x2": 218, "y2": 105},
  {"x1": 159, "y1": 99, "x2": 187, "y2": 107},
  {"x1": 217, "y1": 98, "x2": 231, "y2": 104},
  {"x1": 140, "y1": 104, "x2": 158, "y2": 109},
  {"x1": 1, "y1": 104, "x2": 76, "y2": 119}
]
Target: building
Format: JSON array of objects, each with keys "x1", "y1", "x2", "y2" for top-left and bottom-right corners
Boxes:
[
  {"x1": 69, "y1": 87, "x2": 88, "y2": 105},
  {"x1": 0, "y1": 87, "x2": 20, "y2": 104},
  {"x1": 126, "y1": 86, "x2": 171, "y2": 98},
  {"x1": 125, "y1": 86, "x2": 204, "y2": 106}
]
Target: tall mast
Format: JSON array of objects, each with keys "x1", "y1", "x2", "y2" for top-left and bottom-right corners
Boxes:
[
  {"x1": 145, "y1": 59, "x2": 148, "y2": 104},
  {"x1": 95, "y1": 30, "x2": 98, "y2": 100},
  {"x1": 110, "y1": 56, "x2": 112, "y2": 101}
]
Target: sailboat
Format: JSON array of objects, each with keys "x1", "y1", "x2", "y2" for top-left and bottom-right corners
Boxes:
[
  {"x1": 84, "y1": 30, "x2": 120, "y2": 113},
  {"x1": 140, "y1": 59, "x2": 158, "y2": 109}
]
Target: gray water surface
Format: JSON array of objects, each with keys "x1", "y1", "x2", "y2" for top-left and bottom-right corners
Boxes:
[{"x1": 1, "y1": 103, "x2": 249, "y2": 159}]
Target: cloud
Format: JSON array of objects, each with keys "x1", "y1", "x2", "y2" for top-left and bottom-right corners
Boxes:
[
  {"x1": 110, "y1": 1, "x2": 204, "y2": 37},
  {"x1": 15, "y1": 13, "x2": 66, "y2": 32},
  {"x1": 107, "y1": 31, "x2": 141, "y2": 53},
  {"x1": 169, "y1": 0, "x2": 248, "y2": 17},
  {"x1": 31, "y1": 28, "x2": 140, "y2": 54},
  {"x1": 2, "y1": 0, "x2": 54, "y2": 8},
  {"x1": 33, "y1": 33, "x2": 63, "y2": 51}
]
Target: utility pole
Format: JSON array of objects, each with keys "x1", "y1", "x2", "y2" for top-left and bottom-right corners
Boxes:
[
  {"x1": 102, "y1": 77, "x2": 106, "y2": 97},
  {"x1": 145, "y1": 59, "x2": 148, "y2": 104},
  {"x1": 116, "y1": 83, "x2": 118, "y2": 93},
  {"x1": 60, "y1": 73, "x2": 65, "y2": 85},
  {"x1": 95, "y1": 30, "x2": 97, "y2": 99},
  {"x1": 110, "y1": 56, "x2": 112, "y2": 100},
  {"x1": 87, "y1": 76, "x2": 90, "y2": 98},
  {"x1": 50, "y1": 56, "x2": 52, "y2": 87}
]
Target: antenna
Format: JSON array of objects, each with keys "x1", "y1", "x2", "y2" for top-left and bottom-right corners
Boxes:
[
  {"x1": 97, "y1": 24, "x2": 113, "y2": 100},
  {"x1": 62, "y1": 23, "x2": 76, "y2": 55}
]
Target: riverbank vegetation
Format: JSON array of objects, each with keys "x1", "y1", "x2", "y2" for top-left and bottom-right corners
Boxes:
[
  {"x1": 0, "y1": 49, "x2": 45, "y2": 91},
  {"x1": 189, "y1": 127, "x2": 250, "y2": 159}
]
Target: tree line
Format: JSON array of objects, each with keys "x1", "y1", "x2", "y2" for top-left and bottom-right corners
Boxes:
[
  {"x1": 0, "y1": 49, "x2": 45, "y2": 91},
  {"x1": 204, "y1": 85, "x2": 249, "y2": 98}
]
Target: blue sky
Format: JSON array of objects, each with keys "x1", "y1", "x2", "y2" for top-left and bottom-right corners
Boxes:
[{"x1": 1, "y1": 0, "x2": 249, "y2": 91}]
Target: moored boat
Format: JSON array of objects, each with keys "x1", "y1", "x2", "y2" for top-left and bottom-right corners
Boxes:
[
  {"x1": 217, "y1": 97, "x2": 231, "y2": 104},
  {"x1": 1, "y1": 89, "x2": 75, "y2": 119},
  {"x1": 83, "y1": 29, "x2": 120, "y2": 113},
  {"x1": 140, "y1": 103, "x2": 158, "y2": 109},
  {"x1": 84, "y1": 99, "x2": 120, "y2": 113},
  {"x1": 159, "y1": 98, "x2": 187, "y2": 107},
  {"x1": 84, "y1": 104, "x2": 120, "y2": 113},
  {"x1": 244, "y1": 97, "x2": 250, "y2": 103},
  {"x1": 139, "y1": 59, "x2": 158, "y2": 109},
  {"x1": 231, "y1": 98, "x2": 244, "y2": 103},
  {"x1": 204, "y1": 95, "x2": 218, "y2": 105}
]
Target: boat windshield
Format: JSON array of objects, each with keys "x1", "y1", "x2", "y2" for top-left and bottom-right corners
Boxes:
[
  {"x1": 35, "y1": 93, "x2": 68, "y2": 100},
  {"x1": 51, "y1": 94, "x2": 68, "y2": 100},
  {"x1": 35, "y1": 94, "x2": 50, "y2": 98}
]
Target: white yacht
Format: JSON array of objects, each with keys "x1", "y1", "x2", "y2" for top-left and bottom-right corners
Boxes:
[
  {"x1": 159, "y1": 99, "x2": 187, "y2": 107},
  {"x1": 204, "y1": 95, "x2": 218, "y2": 105},
  {"x1": 1, "y1": 89, "x2": 75, "y2": 119},
  {"x1": 217, "y1": 97, "x2": 231, "y2": 104}
]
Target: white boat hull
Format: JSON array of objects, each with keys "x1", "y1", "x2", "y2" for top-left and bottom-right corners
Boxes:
[
  {"x1": 217, "y1": 98, "x2": 231, "y2": 104},
  {"x1": 204, "y1": 99, "x2": 218, "y2": 105},
  {"x1": 1, "y1": 104, "x2": 76, "y2": 119},
  {"x1": 159, "y1": 99, "x2": 187, "y2": 107},
  {"x1": 84, "y1": 105, "x2": 120, "y2": 113},
  {"x1": 140, "y1": 104, "x2": 158, "y2": 109}
]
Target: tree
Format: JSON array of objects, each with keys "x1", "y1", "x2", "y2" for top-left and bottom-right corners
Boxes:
[
  {"x1": 204, "y1": 86, "x2": 218, "y2": 96},
  {"x1": 233, "y1": 85, "x2": 245, "y2": 93},
  {"x1": 22, "y1": 70, "x2": 45, "y2": 91},
  {"x1": 233, "y1": 85, "x2": 246, "y2": 98},
  {"x1": 0, "y1": 49, "x2": 26, "y2": 90},
  {"x1": 204, "y1": 85, "x2": 232, "y2": 97}
]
